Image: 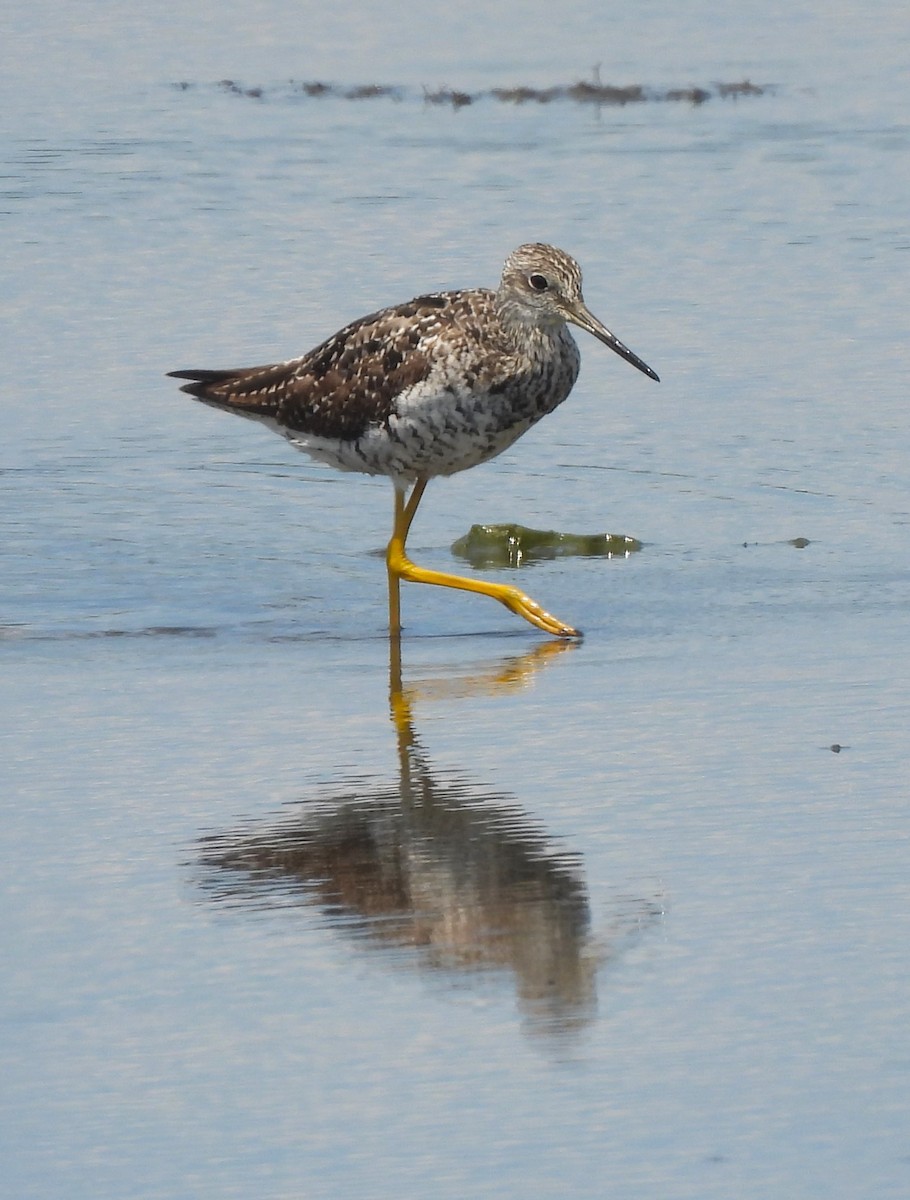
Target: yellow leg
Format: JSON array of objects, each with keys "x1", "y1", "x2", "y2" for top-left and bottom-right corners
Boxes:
[{"x1": 386, "y1": 478, "x2": 581, "y2": 638}]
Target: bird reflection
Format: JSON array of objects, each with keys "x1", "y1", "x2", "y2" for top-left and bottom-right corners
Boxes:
[{"x1": 195, "y1": 639, "x2": 650, "y2": 1036}]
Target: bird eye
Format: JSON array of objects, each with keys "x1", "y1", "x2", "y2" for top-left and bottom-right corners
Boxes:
[{"x1": 528, "y1": 273, "x2": 549, "y2": 292}]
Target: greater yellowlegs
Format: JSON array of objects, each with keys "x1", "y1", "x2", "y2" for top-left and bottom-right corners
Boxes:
[{"x1": 169, "y1": 243, "x2": 658, "y2": 637}]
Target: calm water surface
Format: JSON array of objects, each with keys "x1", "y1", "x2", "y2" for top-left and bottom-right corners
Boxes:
[{"x1": 3, "y1": 2, "x2": 909, "y2": 1197}]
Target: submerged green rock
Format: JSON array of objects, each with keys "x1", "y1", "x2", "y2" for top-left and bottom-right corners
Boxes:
[{"x1": 451, "y1": 523, "x2": 642, "y2": 569}]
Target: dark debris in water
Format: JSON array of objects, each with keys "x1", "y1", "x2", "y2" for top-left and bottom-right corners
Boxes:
[
  {"x1": 174, "y1": 76, "x2": 772, "y2": 110},
  {"x1": 452, "y1": 523, "x2": 642, "y2": 569},
  {"x1": 741, "y1": 536, "x2": 811, "y2": 549}
]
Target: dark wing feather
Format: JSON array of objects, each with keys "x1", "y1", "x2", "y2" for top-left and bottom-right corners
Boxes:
[{"x1": 168, "y1": 292, "x2": 472, "y2": 441}]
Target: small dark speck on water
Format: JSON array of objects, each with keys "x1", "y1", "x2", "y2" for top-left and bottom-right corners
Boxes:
[
  {"x1": 741, "y1": 536, "x2": 811, "y2": 548},
  {"x1": 424, "y1": 87, "x2": 474, "y2": 109},
  {"x1": 345, "y1": 84, "x2": 400, "y2": 100},
  {"x1": 665, "y1": 87, "x2": 711, "y2": 105}
]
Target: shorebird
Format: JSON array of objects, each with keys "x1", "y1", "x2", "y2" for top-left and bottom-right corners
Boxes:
[{"x1": 169, "y1": 243, "x2": 658, "y2": 637}]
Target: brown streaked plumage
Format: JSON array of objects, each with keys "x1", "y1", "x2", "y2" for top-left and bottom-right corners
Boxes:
[{"x1": 169, "y1": 243, "x2": 658, "y2": 638}]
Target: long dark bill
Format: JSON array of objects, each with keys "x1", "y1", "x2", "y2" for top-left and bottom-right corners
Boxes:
[{"x1": 567, "y1": 302, "x2": 660, "y2": 382}]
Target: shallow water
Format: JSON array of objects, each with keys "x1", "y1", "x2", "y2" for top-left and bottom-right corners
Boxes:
[{"x1": 3, "y1": 3, "x2": 910, "y2": 1197}]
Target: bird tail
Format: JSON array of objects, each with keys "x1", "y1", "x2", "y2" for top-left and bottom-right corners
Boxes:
[
  {"x1": 167, "y1": 366, "x2": 285, "y2": 416},
  {"x1": 168, "y1": 368, "x2": 236, "y2": 397}
]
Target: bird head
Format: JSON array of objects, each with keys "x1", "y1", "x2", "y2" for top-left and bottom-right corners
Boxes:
[{"x1": 498, "y1": 243, "x2": 659, "y2": 381}]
